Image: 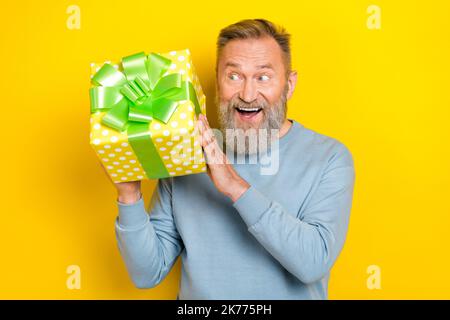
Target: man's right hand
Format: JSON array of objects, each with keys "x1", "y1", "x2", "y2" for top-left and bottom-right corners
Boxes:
[
  {"x1": 115, "y1": 180, "x2": 142, "y2": 205},
  {"x1": 99, "y1": 161, "x2": 142, "y2": 204}
]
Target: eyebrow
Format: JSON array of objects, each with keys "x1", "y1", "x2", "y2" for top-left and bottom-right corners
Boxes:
[{"x1": 224, "y1": 62, "x2": 274, "y2": 70}]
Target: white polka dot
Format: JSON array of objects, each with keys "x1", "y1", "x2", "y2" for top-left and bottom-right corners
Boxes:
[
  {"x1": 121, "y1": 142, "x2": 128, "y2": 147},
  {"x1": 93, "y1": 139, "x2": 101, "y2": 145},
  {"x1": 119, "y1": 157, "x2": 126, "y2": 161},
  {"x1": 176, "y1": 167, "x2": 182, "y2": 171},
  {"x1": 188, "y1": 120, "x2": 193, "y2": 126},
  {"x1": 153, "y1": 123, "x2": 161, "y2": 130},
  {"x1": 130, "y1": 160, "x2": 136, "y2": 164},
  {"x1": 104, "y1": 144, "x2": 111, "y2": 149},
  {"x1": 97, "y1": 150, "x2": 105, "y2": 155},
  {"x1": 201, "y1": 166, "x2": 206, "y2": 171},
  {"x1": 176, "y1": 145, "x2": 183, "y2": 149},
  {"x1": 163, "y1": 130, "x2": 170, "y2": 136},
  {"x1": 127, "y1": 172, "x2": 134, "y2": 176},
  {"x1": 166, "y1": 164, "x2": 173, "y2": 168},
  {"x1": 187, "y1": 148, "x2": 192, "y2": 152},
  {"x1": 196, "y1": 149, "x2": 202, "y2": 154},
  {"x1": 194, "y1": 141, "x2": 199, "y2": 146},
  {"x1": 180, "y1": 128, "x2": 188, "y2": 134},
  {"x1": 102, "y1": 158, "x2": 109, "y2": 162},
  {"x1": 121, "y1": 177, "x2": 127, "y2": 181},
  {"x1": 192, "y1": 164, "x2": 199, "y2": 169},
  {"x1": 188, "y1": 106, "x2": 193, "y2": 111},
  {"x1": 113, "y1": 161, "x2": 119, "y2": 165},
  {"x1": 172, "y1": 135, "x2": 180, "y2": 141},
  {"x1": 117, "y1": 169, "x2": 123, "y2": 173},
  {"x1": 123, "y1": 165, "x2": 130, "y2": 168},
  {"x1": 185, "y1": 170, "x2": 192, "y2": 174},
  {"x1": 183, "y1": 161, "x2": 190, "y2": 166},
  {"x1": 173, "y1": 159, "x2": 181, "y2": 164},
  {"x1": 186, "y1": 63, "x2": 191, "y2": 69},
  {"x1": 163, "y1": 155, "x2": 169, "y2": 160},
  {"x1": 166, "y1": 141, "x2": 173, "y2": 146},
  {"x1": 170, "y1": 51, "x2": 177, "y2": 56},
  {"x1": 110, "y1": 136, "x2": 118, "y2": 143},
  {"x1": 93, "y1": 124, "x2": 101, "y2": 130},
  {"x1": 171, "y1": 121, "x2": 178, "y2": 128},
  {"x1": 133, "y1": 168, "x2": 140, "y2": 171},
  {"x1": 180, "y1": 113, "x2": 187, "y2": 119},
  {"x1": 159, "y1": 147, "x2": 167, "y2": 151},
  {"x1": 156, "y1": 138, "x2": 163, "y2": 143},
  {"x1": 108, "y1": 153, "x2": 115, "y2": 158},
  {"x1": 169, "y1": 172, "x2": 176, "y2": 175},
  {"x1": 178, "y1": 55, "x2": 185, "y2": 61},
  {"x1": 106, "y1": 166, "x2": 113, "y2": 169},
  {"x1": 111, "y1": 173, "x2": 117, "y2": 177},
  {"x1": 102, "y1": 130, "x2": 109, "y2": 136},
  {"x1": 170, "y1": 63, "x2": 177, "y2": 70},
  {"x1": 179, "y1": 70, "x2": 185, "y2": 75},
  {"x1": 125, "y1": 151, "x2": 132, "y2": 155},
  {"x1": 170, "y1": 150, "x2": 177, "y2": 155},
  {"x1": 180, "y1": 154, "x2": 186, "y2": 158},
  {"x1": 137, "y1": 175, "x2": 144, "y2": 179},
  {"x1": 114, "y1": 148, "x2": 122, "y2": 152}
]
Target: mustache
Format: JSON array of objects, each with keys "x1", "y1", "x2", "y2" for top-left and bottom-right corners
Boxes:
[{"x1": 229, "y1": 98, "x2": 268, "y2": 110}]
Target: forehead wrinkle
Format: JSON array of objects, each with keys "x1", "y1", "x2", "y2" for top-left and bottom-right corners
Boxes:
[{"x1": 223, "y1": 56, "x2": 274, "y2": 73}]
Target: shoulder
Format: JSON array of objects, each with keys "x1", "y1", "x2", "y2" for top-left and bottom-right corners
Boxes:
[{"x1": 294, "y1": 120, "x2": 354, "y2": 168}]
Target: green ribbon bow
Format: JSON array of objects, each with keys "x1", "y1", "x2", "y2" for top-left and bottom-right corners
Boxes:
[{"x1": 89, "y1": 51, "x2": 202, "y2": 179}]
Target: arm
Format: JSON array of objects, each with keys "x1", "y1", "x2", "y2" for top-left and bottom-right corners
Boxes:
[
  {"x1": 114, "y1": 178, "x2": 184, "y2": 289},
  {"x1": 233, "y1": 144, "x2": 356, "y2": 284}
]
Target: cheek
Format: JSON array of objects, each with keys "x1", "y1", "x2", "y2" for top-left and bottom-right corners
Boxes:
[
  {"x1": 259, "y1": 81, "x2": 286, "y2": 104},
  {"x1": 259, "y1": 87, "x2": 282, "y2": 105},
  {"x1": 218, "y1": 83, "x2": 239, "y2": 103}
]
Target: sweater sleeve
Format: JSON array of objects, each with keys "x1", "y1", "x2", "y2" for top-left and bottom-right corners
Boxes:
[
  {"x1": 233, "y1": 143, "x2": 356, "y2": 284},
  {"x1": 114, "y1": 178, "x2": 184, "y2": 289}
]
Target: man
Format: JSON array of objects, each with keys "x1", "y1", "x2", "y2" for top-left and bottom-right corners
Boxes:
[{"x1": 113, "y1": 19, "x2": 355, "y2": 299}]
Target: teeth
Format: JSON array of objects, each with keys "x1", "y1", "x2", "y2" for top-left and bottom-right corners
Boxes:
[{"x1": 237, "y1": 107, "x2": 261, "y2": 112}]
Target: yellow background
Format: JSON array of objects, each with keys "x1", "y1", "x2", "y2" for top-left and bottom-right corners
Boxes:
[{"x1": 1, "y1": 0, "x2": 449, "y2": 299}]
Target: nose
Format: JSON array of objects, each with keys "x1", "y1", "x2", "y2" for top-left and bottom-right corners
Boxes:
[{"x1": 239, "y1": 79, "x2": 258, "y2": 103}]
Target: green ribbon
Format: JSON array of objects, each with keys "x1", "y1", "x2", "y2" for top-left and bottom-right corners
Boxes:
[{"x1": 89, "y1": 51, "x2": 202, "y2": 179}]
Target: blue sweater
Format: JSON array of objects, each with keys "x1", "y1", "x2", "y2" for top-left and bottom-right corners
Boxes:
[{"x1": 115, "y1": 119, "x2": 355, "y2": 299}]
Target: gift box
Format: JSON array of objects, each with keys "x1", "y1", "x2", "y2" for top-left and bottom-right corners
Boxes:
[{"x1": 89, "y1": 49, "x2": 207, "y2": 183}]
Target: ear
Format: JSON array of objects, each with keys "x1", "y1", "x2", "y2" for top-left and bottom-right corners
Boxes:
[{"x1": 286, "y1": 70, "x2": 298, "y2": 100}]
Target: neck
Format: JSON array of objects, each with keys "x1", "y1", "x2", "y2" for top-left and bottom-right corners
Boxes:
[{"x1": 278, "y1": 118, "x2": 293, "y2": 138}]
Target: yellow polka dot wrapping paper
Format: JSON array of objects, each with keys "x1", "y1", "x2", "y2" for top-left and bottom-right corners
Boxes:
[{"x1": 89, "y1": 49, "x2": 207, "y2": 183}]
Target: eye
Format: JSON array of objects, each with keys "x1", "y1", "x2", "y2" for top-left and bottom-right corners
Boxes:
[
  {"x1": 258, "y1": 75, "x2": 270, "y2": 81},
  {"x1": 229, "y1": 73, "x2": 240, "y2": 81}
]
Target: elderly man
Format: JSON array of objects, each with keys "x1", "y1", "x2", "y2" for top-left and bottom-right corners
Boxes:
[{"x1": 114, "y1": 19, "x2": 355, "y2": 299}]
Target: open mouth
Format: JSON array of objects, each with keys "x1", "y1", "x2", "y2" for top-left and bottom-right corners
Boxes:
[{"x1": 235, "y1": 107, "x2": 263, "y2": 118}]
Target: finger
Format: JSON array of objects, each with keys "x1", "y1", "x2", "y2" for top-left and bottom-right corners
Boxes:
[
  {"x1": 200, "y1": 113, "x2": 211, "y2": 131},
  {"x1": 198, "y1": 120, "x2": 216, "y2": 147},
  {"x1": 203, "y1": 127, "x2": 216, "y2": 146},
  {"x1": 203, "y1": 139, "x2": 227, "y2": 165},
  {"x1": 204, "y1": 114, "x2": 211, "y2": 127}
]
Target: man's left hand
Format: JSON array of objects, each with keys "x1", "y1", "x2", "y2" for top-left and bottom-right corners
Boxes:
[{"x1": 195, "y1": 113, "x2": 250, "y2": 203}]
